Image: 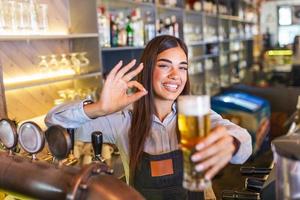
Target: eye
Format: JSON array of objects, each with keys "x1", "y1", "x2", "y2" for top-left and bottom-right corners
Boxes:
[
  {"x1": 179, "y1": 66, "x2": 188, "y2": 71},
  {"x1": 158, "y1": 64, "x2": 169, "y2": 68}
]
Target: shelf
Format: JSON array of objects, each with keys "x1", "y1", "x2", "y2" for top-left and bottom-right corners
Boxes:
[
  {"x1": 184, "y1": 9, "x2": 202, "y2": 16},
  {"x1": 5, "y1": 71, "x2": 102, "y2": 91},
  {"x1": 114, "y1": 0, "x2": 154, "y2": 7},
  {"x1": 203, "y1": 12, "x2": 218, "y2": 18},
  {"x1": 186, "y1": 41, "x2": 206, "y2": 46},
  {"x1": 0, "y1": 33, "x2": 99, "y2": 41},
  {"x1": 219, "y1": 14, "x2": 254, "y2": 24},
  {"x1": 156, "y1": 4, "x2": 183, "y2": 12},
  {"x1": 101, "y1": 46, "x2": 145, "y2": 51},
  {"x1": 190, "y1": 54, "x2": 219, "y2": 61}
]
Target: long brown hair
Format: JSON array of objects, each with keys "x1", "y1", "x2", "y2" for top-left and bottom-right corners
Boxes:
[{"x1": 129, "y1": 35, "x2": 190, "y2": 183}]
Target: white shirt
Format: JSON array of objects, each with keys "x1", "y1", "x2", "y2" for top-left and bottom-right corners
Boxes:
[{"x1": 45, "y1": 100, "x2": 252, "y2": 182}]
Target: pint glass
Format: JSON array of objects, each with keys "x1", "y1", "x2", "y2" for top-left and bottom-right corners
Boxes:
[{"x1": 177, "y1": 95, "x2": 211, "y2": 191}]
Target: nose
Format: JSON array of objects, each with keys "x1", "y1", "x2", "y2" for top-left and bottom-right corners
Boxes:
[{"x1": 167, "y1": 66, "x2": 180, "y2": 80}]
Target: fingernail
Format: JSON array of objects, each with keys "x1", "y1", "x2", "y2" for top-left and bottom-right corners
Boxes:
[
  {"x1": 191, "y1": 155, "x2": 200, "y2": 162},
  {"x1": 195, "y1": 164, "x2": 203, "y2": 172},
  {"x1": 204, "y1": 174, "x2": 211, "y2": 180},
  {"x1": 196, "y1": 143, "x2": 204, "y2": 151}
]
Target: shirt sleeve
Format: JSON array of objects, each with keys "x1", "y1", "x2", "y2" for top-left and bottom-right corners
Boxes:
[
  {"x1": 44, "y1": 100, "x2": 128, "y2": 144},
  {"x1": 210, "y1": 110, "x2": 252, "y2": 164}
]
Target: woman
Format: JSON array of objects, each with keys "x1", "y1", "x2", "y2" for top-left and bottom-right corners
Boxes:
[{"x1": 45, "y1": 35, "x2": 252, "y2": 199}]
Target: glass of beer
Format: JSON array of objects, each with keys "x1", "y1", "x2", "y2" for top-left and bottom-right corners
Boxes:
[{"x1": 177, "y1": 95, "x2": 211, "y2": 191}]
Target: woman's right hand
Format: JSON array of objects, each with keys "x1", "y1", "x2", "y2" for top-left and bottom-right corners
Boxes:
[{"x1": 84, "y1": 59, "x2": 147, "y2": 118}]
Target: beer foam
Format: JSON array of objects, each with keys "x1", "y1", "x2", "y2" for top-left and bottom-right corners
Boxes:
[{"x1": 177, "y1": 95, "x2": 210, "y2": 116}]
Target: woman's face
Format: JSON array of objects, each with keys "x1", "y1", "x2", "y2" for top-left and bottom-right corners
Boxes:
[{"x1": 152, "y1": 46, "x2": 188, "y2": 102}]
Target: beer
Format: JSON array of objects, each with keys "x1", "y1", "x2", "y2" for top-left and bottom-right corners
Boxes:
[{"x1": 177, "y1": 95, "x2": 211, "y2": 191}]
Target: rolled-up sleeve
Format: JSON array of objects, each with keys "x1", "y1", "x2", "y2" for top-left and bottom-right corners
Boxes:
[
  {"x1": 44, "y1": 100, "x2": 127, "y2": 144},
  {"x1": 211, "y1": 110, "x2": 252, "y2": 164},
  {"x1": 45, "y1": 100, "x2": 91, "y2": 128}
]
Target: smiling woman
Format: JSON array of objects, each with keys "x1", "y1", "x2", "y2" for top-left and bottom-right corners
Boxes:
[{"x1": 45, "y1": 35, "x2": 252, "y2": 200}]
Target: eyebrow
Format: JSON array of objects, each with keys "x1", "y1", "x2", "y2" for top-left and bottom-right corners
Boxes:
[{"x1": 157, "y1": 58, "x2": 188, "y2": 65}]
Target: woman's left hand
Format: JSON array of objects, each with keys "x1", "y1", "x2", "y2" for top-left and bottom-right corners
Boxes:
[{"x1": 191, "y1": 126, "x2": 238, "y2": 180}]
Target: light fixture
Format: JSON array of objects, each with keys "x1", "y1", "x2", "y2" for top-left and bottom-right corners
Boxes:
[{"x1": 4, "y1": 68, "x2": 76, "y2": 87}]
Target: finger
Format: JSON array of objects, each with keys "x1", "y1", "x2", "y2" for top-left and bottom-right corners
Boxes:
[
  {"x1": 204, "y1": 153, "x2": 232, "y2": 180},
  {"x1": 194, "y1": 146, "x2": 234, "y2": 172},
  {"x1": 106, "y1": 60, "x2": 123, "y2": 80},
  {"x1": 195, "y1": 126, "x2": 227, "y2": 151},
  {"x1": 115, "y1": 59, "x2": 137, "y2": 80},
  {"x1": 191, "y1": 135, "x2": 234, "y2": 162},
  {"x1": 127, "y1": 90, "x2": 148, "y2": 104},
  {"x1": 127, "y1": 81, "x2": 147, "y2": 92},
  {"x1": 122, "y1": 63, "x2": 144, "y2": 82}
]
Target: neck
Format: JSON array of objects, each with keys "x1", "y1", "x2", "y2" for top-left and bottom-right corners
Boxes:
[{"x1": 154, "y1": 99, "x2": 174, "y2": 122}]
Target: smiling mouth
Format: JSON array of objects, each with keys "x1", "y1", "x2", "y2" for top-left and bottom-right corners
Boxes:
[{"x1": 163, "y1": 83, "x2": 180, "y2": 92}]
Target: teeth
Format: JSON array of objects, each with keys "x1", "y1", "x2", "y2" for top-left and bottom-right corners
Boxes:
[{"x1": 163, "y1": 84, "x2": 178, "y2": 89}]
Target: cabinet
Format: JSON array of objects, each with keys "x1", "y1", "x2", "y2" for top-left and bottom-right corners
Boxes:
[
  {"x1": 0, "y1": 0, "x2": 102, "y2": 122},
  {"x1": 0, "y1": 0, "x2": 257, "y2": 123},
  {"x1": 97, "y1": 0, "x2": 257, "y2": 96}
]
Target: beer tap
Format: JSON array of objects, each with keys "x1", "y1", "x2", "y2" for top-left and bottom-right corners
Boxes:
[
  {"x1": 0, "y1": 119, "x2": 18, "y2": 156},
  {"x1": 92, "y1": 131, "x2": 105, "y2": 162},
  {"x1": 45, "y1": 125, "x2": 72, "y2": 167},
  {"x1": 18, "y1": 122, "x2": 45, "y2": 161},
  {"x1": 91, "y1": 131, "x2": 113, "y2": 174},
  {"x1": 63, "y1": 128, "x2": 78, "y2": 166}
]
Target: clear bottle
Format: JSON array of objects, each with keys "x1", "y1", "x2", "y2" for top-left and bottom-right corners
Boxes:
[
  {"x1": 97, "y1": 6, "x2": 110, "y2": 47},
  {"x1": 28, "y1": 0, "x2": 38, "y2": 32},
  {"x1": 144, "y1": 11, "x2": 155, "y2": 43},
  {"x1": 132, "y1": 8, "x2": 144, "y2": 47}
]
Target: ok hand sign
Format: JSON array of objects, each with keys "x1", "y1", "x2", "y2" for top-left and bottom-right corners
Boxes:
[{"x1": 84, "y1": 60, "x2": 147, "y2": 118}]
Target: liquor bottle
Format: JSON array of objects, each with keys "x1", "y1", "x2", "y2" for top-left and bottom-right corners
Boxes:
[
  {"x1": 171, "y1": 15, "x2": 179, "y2": 38},
  {"x1": 132, "y1": 8, "x2": 144, "y2": 47},
  {"x1": 144, "y1": 11, "x2": 155, "y2": 43},
  {"x1": 110, "y1": 15, "x2": 119, "y2": 47},
  {"x1": 164, "y1": 17, "x2": 173, "y2": 36},
  {"x1": 97, "y1": 6, "x2": 111, "y2": 47},
  {"x1": 126, "y1": 15, "x2": 134, "y2": 46},
  {"x1": 117, "y1": 12, "x2": 127, "y2": 46}
]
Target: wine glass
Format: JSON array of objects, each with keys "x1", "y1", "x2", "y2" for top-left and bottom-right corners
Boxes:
[
  {"x1": 78, "y1": 52, "x2": 90, "y2": 74},
  {"x1": 59, "y1": 53, "x2": 71, "y2": 70},
  {"x1": 49, "y1": 54, "x2": 59, "y2": 71},
  {"x1": 70, "y1": 52, "x2": 81, "y2": 74},
  {"x1": 38, "y1": 55, "x2": 49, "y2": 72}
]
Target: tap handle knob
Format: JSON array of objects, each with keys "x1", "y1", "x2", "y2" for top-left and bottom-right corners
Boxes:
[{"x1": 92, "y1": 131, "x2": 103, "y2": 157}]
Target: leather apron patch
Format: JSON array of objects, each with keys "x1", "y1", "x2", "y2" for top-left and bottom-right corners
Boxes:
[{"x1": 150, "y1": 159, "x2": 174, "y2": 177}]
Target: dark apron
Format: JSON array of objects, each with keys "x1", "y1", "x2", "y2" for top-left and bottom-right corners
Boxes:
[{"x1": 133, "y1": 150, "x2": 205, "y2": 200}]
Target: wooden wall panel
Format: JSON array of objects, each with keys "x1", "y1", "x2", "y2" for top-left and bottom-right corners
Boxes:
[
  {"x1": 6, "y1": 81, "x2": 73, "y2": 122},
  {"x1": 0, "y1": 40, "x2": 70, "y2": 78},
  {"x1": 40, "y1": 0, "x2": 70, "y2": 33},
  {"x1": 0, "y1": 60, "x2": 7, "y2": 118}
]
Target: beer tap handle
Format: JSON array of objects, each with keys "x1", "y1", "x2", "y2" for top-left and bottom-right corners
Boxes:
[
  {"x1": 222, "y1": 190, "x2": 261, "y2": 200},
  {"x1": 245, "y1": 177, "x2": 264, "y2": 193},
  {"x1": 240, "y1": 167, "x2": 272, "y2": 176},
  {"x1": 67, "y1": 128, "x2": 75, "y2": 152},
  {"x1": 91, "y1": 131, "x2": 105, "y2": 162}
]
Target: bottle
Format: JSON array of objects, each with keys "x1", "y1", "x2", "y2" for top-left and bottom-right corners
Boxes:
[
  {"x1": 110, "y1": 15, "x2": 118, "y2": 47},
  {"x1": 126, "y1": 15, "x2": 134, "y2": 46},
  {"x1": 117, "y1": 12, "x2": 126, "y2": 46},
  {"x1": 144, "y1": 11, "x2": 155, "y2": 43},
  {"x1": 97, "y1": 6, "x2": 110, "y2": 47},
  {"x1": 132, "y1": 8, "x2": 144, "y2": 47},
  {"x1": 171, "y1": 15, "x2": 179, "y2": 38},
  {"x1": 29, "y1": 0, "x2": 39, "y2": 32}
]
